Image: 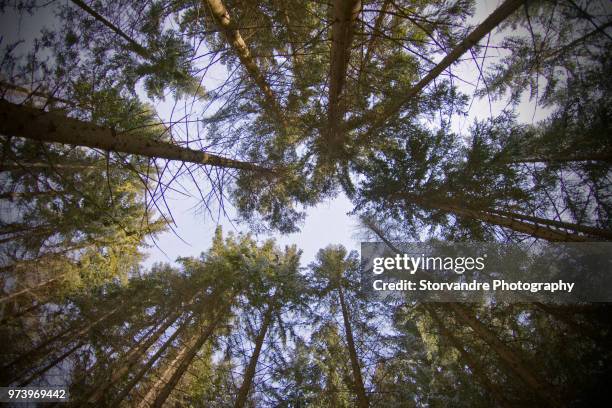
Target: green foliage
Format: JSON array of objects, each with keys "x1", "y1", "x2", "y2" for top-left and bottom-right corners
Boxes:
[{"x1": 0, "y1": 0, "x2": 611, "y2": 406}]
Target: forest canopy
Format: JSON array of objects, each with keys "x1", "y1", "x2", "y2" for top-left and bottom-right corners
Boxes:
[{"x1": 0, "y1": 0, "x2": 611, "y2": 406}]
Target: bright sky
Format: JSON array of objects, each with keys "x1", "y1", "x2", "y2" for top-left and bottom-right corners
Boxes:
[{"x1": 142, "y1": 190, "x2": 358, "y2": 268}]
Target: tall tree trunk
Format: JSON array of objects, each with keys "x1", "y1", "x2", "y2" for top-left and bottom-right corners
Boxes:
[
  {"x1": 234, "y1": 302, "x2": 276, "y2": 408},
  {"x1": 85, "y1": 293, "x2": 200, "y2": 403},
  {"x1": 327, "y1": 0, "x2": 362, "y2": 148},
  {"x1": 395, "y1": 192, "x2": 597, "y2": 241},
  {"x1": 65, "y1": 321, "x2": 162, "y2": 400},
  {"x1": 110, "y1": 315, "x2": 193, "y2": 407},
  {"x1": 347, "y1": 0, "x2": 523, "y2": 134},
  {"x1": 85, "y1": 311, "x2": 182, "y2": 403},
  {"x1": 136, "y1": 333, "x2": 197, "y2": 408},
  {"x1": 361, "y1": 216, "x2": 400, "y2": 252},
  {"x1": 426, "y1": 305, "x2": 513, "y2": 408},
  {"x1": 0, "y1": 100, "x2": 272, "y2": 173},
  {"x1": 397, "y1": 0, "x2": 522, "y2": 103},
  {"x1": 205, "y1": 0, "x2": 284, "y2": 122},
  {"x1": 506, "y1": 153, "x2": 612, "y2": 164},
  {"x1": 0, "y1": 162, "x2": 95, "y2": 171},
  {"x1": 69, "y1": 0, "x2": 151, "y2": 58},
  {"x1": 337, "y1": 284, "x2": 369, "y2": 408},
  {"x1": 449, "y1": 303, "x2": 561, "y2": 407},
  {"x1": 1, "y1": 302, "x2": 123, "y2": 384},
  {"x1": 488, "y1": 208, "x2": 612, "y2": 240},
  {"x1": 459, "y1": 207, "x2": 589, "y2": 241},
  {"x1": 149, "y1": 303, "x2": 231, "y2": 408},
  {"x1": 18, "y1": 342, "x2": 84, "y2": 386}
]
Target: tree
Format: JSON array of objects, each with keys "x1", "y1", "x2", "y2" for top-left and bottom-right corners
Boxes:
[
  {"x1": 354, "y1": 114, "x2": 611, "y2": 242},
  {"x1": 310, "y1": 246, "x2": 370, "y2": 407},
  {"x1": 1, "y1": 0, "x2": 611, "y2": 405},
  {"x1": 361, "y1": 216, "x2": 612, "y2": 407}
]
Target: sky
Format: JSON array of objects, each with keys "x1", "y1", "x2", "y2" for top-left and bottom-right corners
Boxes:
[{"x1": 142, "y1": 190, "x2": 359, "y2": 268}]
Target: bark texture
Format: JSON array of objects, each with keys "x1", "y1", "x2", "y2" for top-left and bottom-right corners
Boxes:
[
  {"x1": 338, "y1": 284, "x2": 369, "y2": 407},
  {"x1": 205, "y1": 0, "x2": 284, "y2": 121},
  {"x1": 327, "y1": 0, "x2": 362, "y2": 148},
  {"x1": 233, "y1": 302, "x2": 276, "y2": 408},
  {"x1": 149, "y1": 304, "x2": 230, "y2": 407},
  {"x1": 395, "y1": 192, "x2": 598, "y2": 242},
  {"x1": 0, "y1": 100, "x2": 271, "y2": 173}
]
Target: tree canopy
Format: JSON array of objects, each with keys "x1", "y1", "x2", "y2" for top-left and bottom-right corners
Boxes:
[{"x1": 0, "y1": 0, "x2": 610, "y2": 406}]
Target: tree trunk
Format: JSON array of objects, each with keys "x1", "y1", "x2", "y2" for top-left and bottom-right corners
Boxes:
[
  {"x1": 85, "y1": 312, "x2": 182, "y2": 403},
  {"x1": 18, "y1": 342, "x2": 84, "y2": 386},
  {"x1": 361, "y1": 216, "x2": 400, "y2": 252},
  {"x1": 399, "y1": 0, "x2": 522, "y2": 103},
  {"x1": 69, "y1": 0, "x2": 151, "y2": 58},
  {"x1": 149, "y1": 304, "x2": 230, "y2": 407},
  {"x1": 110, "y1": 315, "x2": 193, "y2": 407},
  {"x1": 136, "y1": 331, "x2": 197, "y2": 408},
  {"x1": 337, "y1": 284, "x2": 369, "y2": 408},
  {"x1": 327, "y1": 0, "x2": 362, "y2": 147},
  {"x1": 347, "y1": 0, "x2": 523, "y2": 134},
  {"x1": 205, "y1": 0, "x2": 284, "y2": 122},
  {"x1": 234, "y1": 302, "x2": 276, "y2": 408},
  {"x1": 468, "y1": 208, "x2": 590, "y2": 241},
  {"x1": 449, "y1": 303, "x2": 561, "y2": 407},
  {"x1": 488, "y1": 208, "x2": 612, "y2": 240},
  {"x1": 1, "y1": 302, "x2": 123, "y2": 384},
  {"x1": 0, "y1": 100, "x2": 272, "y2": 173},
  {"x1": 0, "y1": 162, "x2": 95, "y2": 172},
  {"x1": 426, "y1": 305, "x2": 513, "y2": 408},
  {"x1": 395, "y1": 192, "x2": 594, "y2": 242},
  {"x1": 66, "y1": 322, "x2": 162, "y2": 401}
]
